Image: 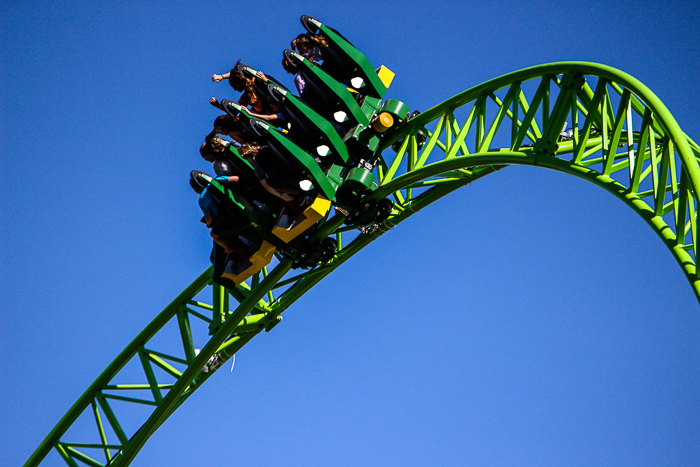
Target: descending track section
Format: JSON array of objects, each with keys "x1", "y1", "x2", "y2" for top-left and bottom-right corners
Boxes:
[
  {"x1": 26, "y1": 62, "x2": 700, "y2": 467},
  {"x1": 373, "y1": 62, "x2": 700, "y2": 297}
]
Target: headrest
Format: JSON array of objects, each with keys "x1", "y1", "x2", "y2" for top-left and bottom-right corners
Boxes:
[{"x1": 190, "y1": 170, "x2": 209, "y2": 192}]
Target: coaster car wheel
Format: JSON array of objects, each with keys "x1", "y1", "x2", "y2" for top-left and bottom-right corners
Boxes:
[
  {"x1": 292, "y1": 236, "x2": 336, "y2": 269},
  {"x1": 374, "y1": 198, "x2": 393, "y2": 223},
  {"x1": 345, "y1": 198, "x2": 392, "y2": 226},
  {"x1": 318, "y1": 237, "x2": 337, "y2": 264}
]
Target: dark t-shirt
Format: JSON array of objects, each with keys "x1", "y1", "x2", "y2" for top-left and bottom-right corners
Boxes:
[
  {"x1": 215, "y1": 154, "x2": 282, "y2": 209},
  {"x1": 254, "y1": 146, "x2": 303, "y2": 189}
]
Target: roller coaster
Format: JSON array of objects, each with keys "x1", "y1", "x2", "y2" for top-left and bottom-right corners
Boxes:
[{"x1": 25, "y1": 15, "x2": 700, "y2": 467}]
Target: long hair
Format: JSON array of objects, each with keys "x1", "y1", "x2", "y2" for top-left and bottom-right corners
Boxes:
[
  {"x1": 199, "y1": 142, "x2": 218, "y2": 161},
  {"x1": 228, "y1": 60, "x2": 260, "y2": 106},
  {"x1": 292, "y1": 33, "x2": 329, "y2": 50},
  {"x1": 242, "y1": 81, "x2": 260, "y2": 107},
  {"x1": 228, "y1": 59, "x2": 246, "y2": 91},
  {"x1": 237, "y1": 143, "x2": 261, "y2": 160},
  {"x1": 213, "y1": 115, "x2": 241, "y2": 133},
  {"x1": 209, "y1": 136, "x2": 228, "y2": 154}
]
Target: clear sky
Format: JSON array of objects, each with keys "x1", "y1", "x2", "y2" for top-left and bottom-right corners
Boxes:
[{"x1": 2, "y1": 1, "x2": 700, "y2": 466}]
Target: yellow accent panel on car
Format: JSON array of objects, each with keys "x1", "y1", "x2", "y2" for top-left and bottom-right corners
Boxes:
[
  {"x1": 376, "y1": 65, "x2": 395, "y2": 89},
  {"x1": 272, "y1": 196, "x2": 331, "y2": 243},
  {"x1": 221, "y1": 241, "x2": 276, "y2": 287}
]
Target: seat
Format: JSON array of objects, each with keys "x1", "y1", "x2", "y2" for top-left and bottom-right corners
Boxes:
[
  {"x1": 249, "y1": 118, "x2": 338, "y2": 202},
  {"x1": 197, "y1": 172, "x2": 276, "y2": 245},
  {"x1": 300, "y1": 15, "x2": 388, "y2": 99},
  {"x1": 267, "y1": 83, "x2": 349, "y2": 165},
  {"x1": 284, "y1": 49, "x2": 368, "y2": 132}
]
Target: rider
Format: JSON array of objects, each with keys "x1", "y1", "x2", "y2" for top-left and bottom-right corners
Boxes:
[{"x1": 190, "y1": 171, "x2": 249, "y2": 258}]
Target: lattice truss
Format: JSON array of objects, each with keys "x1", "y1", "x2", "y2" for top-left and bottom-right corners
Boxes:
[
  {"x1": 39, "y1": 242, "x2": 372, "y2": 466},
  {"x1": 29, "y1": 64, "x2": 700, "y2": 467},
  {"x1": 373, "y1": 66, "x2": 700, "y2": 288},
  {"x1": 41, "y1": 272, "x2": 251, "y2": 467}
]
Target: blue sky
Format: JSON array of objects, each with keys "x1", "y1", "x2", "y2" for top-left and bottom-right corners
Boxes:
[{"x1": 2, "y1": 1, "x2": 700, "y2": 466}]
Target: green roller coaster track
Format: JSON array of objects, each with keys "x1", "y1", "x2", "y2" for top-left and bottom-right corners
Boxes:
[{"x1": 25, "y1": 61, "x2": 700, "y2": 467}]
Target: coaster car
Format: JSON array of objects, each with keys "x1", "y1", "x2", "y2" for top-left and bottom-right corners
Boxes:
[
  {"x1": 300, "y1": 15, "x2": 388, "y2": 99},
  {"x1": 211, "y1": 241, "x2": 276, "y2": 289},
  {"x1": 196, "y1": 171, "x2": 336, "y2": 287},
  {"x1": 195, "y1": 171, "x2": 275, "y2": 240},
  {"x1": 202, "y1": 16, "x2": 413, "y2": 286},
  {"x1": 222, "y1": 99, "x2": 339, "y2": 201},
  {"x1": 234, "y1": 63, "x2": 284, "y2": 114},
  {"x1": 213, "y1": 144, "x2": 281, "y2": 210},
  {"x1": 266, "y1": 83, "x2": 349, "y2": 166},
  {"x1": 250, "y1": 118, "x2": 338, "y2": 201},
  {"x1": 284, "y1": 49, "x2": 368, "y2": 132}
]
